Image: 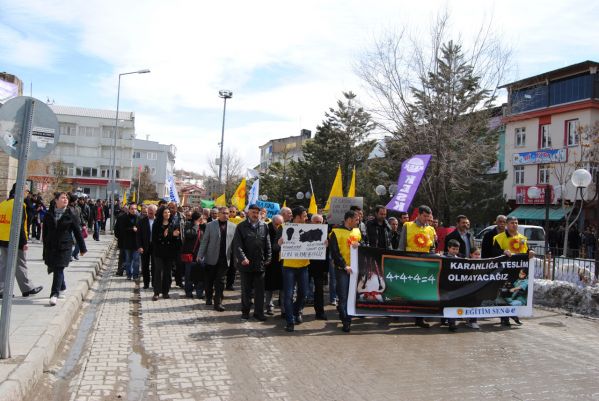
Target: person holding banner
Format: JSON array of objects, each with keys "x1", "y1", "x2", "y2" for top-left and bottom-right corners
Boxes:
[
  {"x1": 492, "y1": 216, "x2": 533, "y2": 326},
  {"x1": 398, "y1": 205, "x2": 436, "y2": 328},
  {"x1": 308, "y1": 214, "x2": 329, "y2": 320},
  {"x1": 329, "y1": 210, "x2": 362, "y2": 333}
]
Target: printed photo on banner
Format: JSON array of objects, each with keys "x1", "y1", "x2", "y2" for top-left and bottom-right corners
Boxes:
[
  {"x1": 280, "y1": 223, "x2": 328, "y2": 260},
  {"x1": 348, "y1": 246, "x2": 533, "y2": 318}
]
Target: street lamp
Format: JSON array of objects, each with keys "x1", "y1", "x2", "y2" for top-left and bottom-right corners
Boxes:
[
  {"x1": 110, "y1": 69, "x2": 150, "y2": 232},
  {"x1": 562, "y1": 168, "x2": 592, "y2": 257},
  {"x1": 218, "y1": 90, "x2": 233, "y2": 193}
]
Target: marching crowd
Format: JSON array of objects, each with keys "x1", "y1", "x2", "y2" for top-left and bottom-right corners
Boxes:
[{"x1": 2, "y1": 184, "x2": 588, "y2": 334}]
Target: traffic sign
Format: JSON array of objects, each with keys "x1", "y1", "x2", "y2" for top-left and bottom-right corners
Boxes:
[{"x1": 0, "y1": 96, "x2": 60, "y2": 160}]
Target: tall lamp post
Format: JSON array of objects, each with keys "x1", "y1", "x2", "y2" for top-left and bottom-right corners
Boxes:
[
  {"x1": 218, "y1": 90, "x2": 233, "y2": 194},
  {"x1": 562, "y1": 168, "x2": 592, "y2": 257},
  {"x1": 109, "y1": 69, "x2": 150, "y2": 232}
]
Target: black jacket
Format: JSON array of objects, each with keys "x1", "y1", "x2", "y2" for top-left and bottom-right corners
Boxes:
[
  {"x1": 444, "y1": 229, "x2": 475, "y2": 258},
  {"x1": 151, "y1": 218, "x2": 181, "y2": 259},
  {"x1": 42, "y1": 208, "x2": 87, "y2": 269},
  {"x1": 114, "y1": 213, "x2": 141, "y2": 250},
  {"x1": 181, "y1": 221, "x2": 201, "y2": 256},
  {"x1": 232, "y1": 219, "x2": 272, "y2": 272},
  {"x1": 136, "y1": 215, "x2": 155, "y2": 252},
  {"x1": 365, "y1": 219, "x2": 392, "y2": 249},
  {"x1": 481, "y1": 227, "x2": 501, "y2": 258}
]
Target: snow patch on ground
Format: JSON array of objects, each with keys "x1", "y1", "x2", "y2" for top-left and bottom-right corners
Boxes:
[{"x1": 534, "y1": 279, "x2": 599, "y2": 317}]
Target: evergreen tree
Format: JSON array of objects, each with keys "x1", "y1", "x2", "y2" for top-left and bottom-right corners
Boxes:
[
  {"x1": 133, "y1": 166, "x2": 159, "y2": 202},
  {"x1": 293, "y1": 91, "x2": 376, "y2": 209}
]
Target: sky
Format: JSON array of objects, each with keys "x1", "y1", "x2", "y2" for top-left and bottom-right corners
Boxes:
[{"x1": 2, "y1": 0, "x2": 599, "y2": 176}]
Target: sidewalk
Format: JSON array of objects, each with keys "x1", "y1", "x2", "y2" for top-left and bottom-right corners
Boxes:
[{"x1": 0, "y1": 234, "x2": 114, "y2": 401}]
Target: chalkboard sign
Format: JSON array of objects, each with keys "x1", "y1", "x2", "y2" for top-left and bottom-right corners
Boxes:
[{"x1": 382, "y1": 256, "x2": 441, "y2": 301}]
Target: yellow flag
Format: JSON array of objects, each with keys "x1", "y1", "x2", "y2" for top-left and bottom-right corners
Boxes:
[
  {"x1": 324, "y1": 166, "x2": 343, "y2": 211},
  {"x1": 122, "y1": 189, "x2": 127, "y2": 206},
  {"x1": 308, "y1": 192, "x2": 317, "y2": 215},
  {"x1": 215, "y1": 193, "x2": 227, "y2": 207},
  {"x1": 347, "y1": 166, "x2": 356, "y2": 197},
  {"x1": 282, "y1": 200, "x2": 287, "y2": 208},
  {"x1": 230, "y1": 178, "x2": 247, "y2": 211},
  {"x1": 131, "y1": 190, "x2": 137, "y2": 203}
]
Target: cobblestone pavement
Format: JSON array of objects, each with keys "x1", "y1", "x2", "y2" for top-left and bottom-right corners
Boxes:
[{"x1": 29, "y1": 249, "x2": 599, "y2": 401}]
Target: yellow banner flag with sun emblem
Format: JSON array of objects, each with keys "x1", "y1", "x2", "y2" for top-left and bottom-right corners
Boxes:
[
  {"x1": 215, "y1": 193, "x2": 227, "y2": 207},
  {"x1": 230, "y1": 178, "x2": 247, "y2": 211}
]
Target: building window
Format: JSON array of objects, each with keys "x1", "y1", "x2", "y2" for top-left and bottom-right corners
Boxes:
[
  {"x1": 515, "y1": 128, "x2": 526, "y2": 147},
  {"x1": 60, "y1": 124, "x2": 76, "y2": 136},
  {"x1": 514, "y1": 166, "x2": 524, "y2": 185},
  {"x1": 102, "y1": 127, "x2": 113, "y2": 138},
  {"x1": 538, "y1": 164, "x2": 550, "y2": 184},
  {"x1": 133, "y1": 151, "x2": 141, "y2": 159},
  {"x1": 566, "y1": 119, "x2": 579, "y2": 146},
  {"x1": 540, "y1": 124, "x2": 552, "y2": 148},
  {"x1": 150, "y1": 167, "x2": 156, "y2": 176},
  {"x1": 147, "y1": 152, "x2": 157, "y2": 160}
]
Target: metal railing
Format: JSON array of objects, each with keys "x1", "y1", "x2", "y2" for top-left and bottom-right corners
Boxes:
[{"x1": 529, "y1": 245, "x2": 597, "y2": 286}]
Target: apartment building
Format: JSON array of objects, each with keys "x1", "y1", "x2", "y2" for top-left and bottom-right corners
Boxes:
[
  {"x1": 500, "y1": 61, "x2": 599, "y2": 226},
  {"x1": 132, "y1": 138, "x2": 176, "y2": 198},
  {"x1": 258, "y1": 129, "x2": 311, "y2": 171}
]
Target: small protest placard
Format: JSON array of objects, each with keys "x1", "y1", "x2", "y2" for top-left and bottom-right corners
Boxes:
[
  {"x1": 280, "y1": 223, "x2": 328, "y2": 260},
  {"x1": 328, "y1": 197, "x2": 363, "y2": 225}
]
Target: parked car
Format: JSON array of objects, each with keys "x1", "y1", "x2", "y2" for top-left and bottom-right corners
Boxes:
[{"x1": 474, "y1": 225, "x2": 546, "y2": 255}]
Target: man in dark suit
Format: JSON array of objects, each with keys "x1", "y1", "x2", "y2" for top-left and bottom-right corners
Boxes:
[
  {"x1": 197, "y1": 206, "x2": 236, "y2": 311},
  {"x1": 481, "y1": 215, "x2": 507, "y2": 258},
  {"x1": 114, "y1": 203, "x2": 141, "y2": 280},
  {"x1": 443, "y1": 215, "x2": 475, "y2": 258},
  {"x1": 136, "y1": 204, "x2": 157, "y2": 289}
]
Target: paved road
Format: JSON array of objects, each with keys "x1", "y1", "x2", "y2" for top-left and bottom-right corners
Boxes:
[{"x1": 28, "y1": 247, "x2": 599, "y2": 401}]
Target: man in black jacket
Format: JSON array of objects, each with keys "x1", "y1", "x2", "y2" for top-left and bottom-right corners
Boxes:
[
  {"x1": 365, "y1": 205, "x2": 391, "y2": 249},
  {"x1": 481, "y1": 215, "x2": 507, "y2": 258},
  {"x1": 444, "y1": 215, "x2": 475, "y2": 258},
  {"x1": 232, "y1": 204, "x2": 272, "y2": 320},
  {"x1": 136, "y1": 204, "x2": 156, "y2": 289},
  {"x1": 115, "y1": 203, "x2": 141, "y2": 280}
]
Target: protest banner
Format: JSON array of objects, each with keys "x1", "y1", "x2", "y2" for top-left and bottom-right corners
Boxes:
[
  {"x1": 386, "y1": 155, "x2": 431, "y2": 213},
  {"x1": 256, "y1": 200, "x2": 280, "y2": 218},
  {"x1": 280, "y1": 223, "x2": 328, "y2": 260},
  {"x1": 328, "y1": 197, "x2": 363, "y2": 225},
  {"x1": 348, "y1": 246, "x2": 532, "y2": 318}
]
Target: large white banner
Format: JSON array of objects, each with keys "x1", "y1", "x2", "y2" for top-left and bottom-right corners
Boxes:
[{"x1": 280, "y1": 223, "x2": 328, "y2": 260}]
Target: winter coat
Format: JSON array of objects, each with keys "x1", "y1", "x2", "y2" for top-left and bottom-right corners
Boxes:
[
  {"x1": 232, "y1": 219, "x2": 272, "y2": 273},
  {"x1": 42, "y1": 207, "x2": 87, "y2": 270},
  {"x1": 114, "y1": 212, "x2": 141, "y2": 250}
]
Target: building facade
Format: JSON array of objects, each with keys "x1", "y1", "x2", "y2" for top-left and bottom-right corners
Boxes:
[
  {"x1": 132, "y1": 138, "x2": 176, "y2": 198},
  {"x1": 259, "y1": 129, "x2": 311, "y2": 171},
  {"x1": 500, "y1": 61, "x2": 599, "y2": 226},
  {"x1": 28, "y1": 105, "x2": 135, "y2": 199}
]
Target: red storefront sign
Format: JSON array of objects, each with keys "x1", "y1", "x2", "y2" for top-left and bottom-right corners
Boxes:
[{"x1": 515, "y1": 185, "x2": 555, "y2": 204}]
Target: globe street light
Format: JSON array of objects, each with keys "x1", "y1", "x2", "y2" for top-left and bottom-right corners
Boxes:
[
  {"x1": 562, "y1": 168, "x2": 592, "y2": 257},
  {"x1": 218, "y1": 90, "x2": 233, "y2": 193},
  {"x1": 110, "y1": 69, "x2": 150, "y2": 232}
]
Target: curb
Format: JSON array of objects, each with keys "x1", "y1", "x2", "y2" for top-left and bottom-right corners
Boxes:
[{"x1": 0, "y1": 239, "x2": 116, "y2": 401}]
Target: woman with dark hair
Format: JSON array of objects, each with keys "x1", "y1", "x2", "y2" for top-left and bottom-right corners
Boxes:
[
  {"x1": 43, "y1": 192, "x2": 87, "y2": 306},
  {"x1": 182, "y1": 211, "x2": 203, "y2": 298},
  {"x1": 151, "y1": 206, "x2": 181, "y2": 300}
]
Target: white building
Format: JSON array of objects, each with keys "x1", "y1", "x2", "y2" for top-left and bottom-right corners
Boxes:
[
  {"x1": 132, "y1": 138, "x2": 176, "y2": 198},
  {"x1": 28, "y1": 105, "x2": 135, "y2": 199}
]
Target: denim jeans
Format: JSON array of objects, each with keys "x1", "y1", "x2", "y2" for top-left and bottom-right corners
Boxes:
[
  {"x1": 335, "y1": 269, "x2": 351, "y2": 324},
  {"x1": 184, "y1": 262, "x2": 204, "y2": 298},
  {"x1": 123, "y1": 249, "x2": 140, "y2": 278},
  {"x1": 50, "y1": 266, "x2": 65, "y2": 297},
  {"x1": 282, "y1": 267, "x2": 309, "y2": 325},
  {"x1": 328, "y1": 260, "x2": 337, "y2": 303},
  {"x1": 94, "y1": 220, "x2": 101, "y2": 240}
]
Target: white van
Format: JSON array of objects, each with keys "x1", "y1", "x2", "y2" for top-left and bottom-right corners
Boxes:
[{"x1": 474, "y1": 225, "x2": 546, "y2": 255}]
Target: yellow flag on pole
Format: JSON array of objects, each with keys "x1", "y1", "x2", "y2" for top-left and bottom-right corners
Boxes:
[
  {"x1": 215, "y1": 193, "x2": 227, "y2": 207},
  {"x1": 346, "y1": 166, "x2": 356, "y2": 197},
  {"x1": 308, "y1": 192, "x2": 317, "y2": 215},
  {"x1": 230, "y1": 178, "x2": 247, "y2": 211},
  {"x1": 122, "y1": 189, "x2": 127, "y2": 206},
  {"x1": 131, "y1": 190, "x2": 137, "y2": 203},
  {"x1": 324, "y1": 166, "x2": 343, "y2": 211},
  {"x1": 282, "y1": 200, "x2": 287, "y2": 208}
]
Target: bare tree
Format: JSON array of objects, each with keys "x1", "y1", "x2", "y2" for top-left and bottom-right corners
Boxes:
[
  {"x1": 355, "y1": 11, "x2": 512, "y2": 223},
  {"x1": 208, "y1": 149, "x2": 245, "y2": 198}
]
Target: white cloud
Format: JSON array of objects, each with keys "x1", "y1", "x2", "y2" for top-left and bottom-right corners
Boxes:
[{"x1": 3, "y1": 0, "x2": 599, "y2": 177}]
